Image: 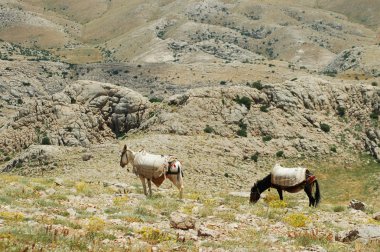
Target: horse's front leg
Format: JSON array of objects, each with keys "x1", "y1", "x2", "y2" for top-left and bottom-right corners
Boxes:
[
  {"x1": 139, "y1": 176, "x2": 147, "y2": 196},
  {"x1": 304, "y1": 184, "x2": 315, "y2": 207},
  {"x1": 147, "y1": 179, "x2": 152, "y2": 197},
  {"x1": 167, "y1": 175, "x2": 184, "y2": 199},
  {"x1": 276, "y1": 188, "x2": 283, "y2": 200}
]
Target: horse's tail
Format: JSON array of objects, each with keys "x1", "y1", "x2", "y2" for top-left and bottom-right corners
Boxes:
[{"x1": 314, "y1": 180, "x2": 321, "y2": 207}]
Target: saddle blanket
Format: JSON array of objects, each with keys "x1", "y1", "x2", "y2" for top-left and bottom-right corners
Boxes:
[
  {"x1": 271, "y1": 164, "x2": 306, "y2": 187},
  {"x1": 133, "y1": 150, "x2": 176, "y2": 179}
]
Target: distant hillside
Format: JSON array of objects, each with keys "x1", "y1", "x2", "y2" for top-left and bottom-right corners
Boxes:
[
  {"x1": 0, "y1": 0, "x2": 377, "y2": 67},
  {"x1": 316, "y1": 0, "x2": 380, "y2": 31}
]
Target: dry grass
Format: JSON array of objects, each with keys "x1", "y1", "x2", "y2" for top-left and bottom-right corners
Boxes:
[{"x1": 54, "y1": 47, "x2": 103, "y2": 64}]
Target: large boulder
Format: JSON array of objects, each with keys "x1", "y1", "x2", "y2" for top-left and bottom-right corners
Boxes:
[
  {"x1": 2, "y1": 145, "x2": 61, "y2": 173},
  {"x1": 336, "y1": 225, "x2": 380, "y2": 243}
]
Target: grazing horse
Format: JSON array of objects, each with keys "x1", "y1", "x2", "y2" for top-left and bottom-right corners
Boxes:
[
  {"x1": 119, "y1": 145, "x2": 184, "y2": 199},
  {"x1": 250, "y1": 164, "x2": 320, "y2": 207}
]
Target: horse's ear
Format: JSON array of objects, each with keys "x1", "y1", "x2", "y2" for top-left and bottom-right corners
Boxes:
[{"x1": 123, "y1": 145, "x2": 127, "y2": 151}]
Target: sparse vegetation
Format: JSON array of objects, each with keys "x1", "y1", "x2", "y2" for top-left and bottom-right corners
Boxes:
[
  {"x1": 41, "y1": 135, "x2": 51, "y2": 145},
  {"x1": 236, "y1": 120, "x2": 248, "y2": 137},
  {"x1": 251, "y1": 152, "x2": 259, "y2": 162},
  {"x1": 333, "y1": 205, "x2": 345, "y2": 212},
  {"x1": 324, "y1": 69, "x2": 337, "y2": 77},
  {"x1": 260, "y1": 104, "x2": 269, "y2": 112},
  {"x1": 276, "y1": 150, "x2": 284, "y2": 157},
  {"x1": 283, "y1": 213, "x2": 311, "y2": 227},
  {"x1": 204, "y1": 125, "x2": 215, "y2": 134},
  {"x1": 233, "y1": 96, "x2": 251, "y2": 110},
  {"x1": 320, "y1": 123, "x2": 331, "y2": 133},
  {"x1": 337, "y1": 106, "x2": 345, "y2": 117},
  {"x1": 262, "y1": 135, "x2": 272, "y2": 142},
  {"x1": 149, "y1": 97, "x2": 163, "y2": 103},
  {"x1": 247, "y1": 80, "x2": 263, "y2": 90},
  {"x1": 370, "y1": 110, "x2": 379, "y2": 120}
]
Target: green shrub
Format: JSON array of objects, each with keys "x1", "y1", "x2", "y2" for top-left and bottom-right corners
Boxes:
[
  {"x1": 320, "y1": 123, "x2": 330, "y2": 133},
  {"x1": 251, "y1": 152, "x2": 259, "y2": 162},
  {"x1": 236, "y1": 120, "x2": 248, "y2": 137},
  {"x1": 337, "y1": 106, "x2": 345, "y2": 117},
  {"x1": 333, "y1": 205, "x2": 345, "y2": 212},
  {"x1": 262, "y1": 135, "x2": 272, "y2": 142},
  {"x1": 276, "y1": 150, "x2": 284, "y2": 157},
  {"x1": 237, "y1": 129, "x2": 247, "y2": 137},
  {"x1": 234, "y1": 96, "x2": 251, "y2": 110},
  {"x1": 371, "y1": 82, "x2": 378, "y2": 86},
  {"x1": 41, "y1": 135, "x2": 51, "y2": 145},
  {"x1": 260, "y1": 105, "x2": 269, "y2": 112},
  {"x1": 324, "y1": 69, "x2": 337, "y2": 77},
  {"x1": 204, "y1": 125, "x2": 215, "y2": 134},
  {"x1": 220, "y1": 80, "x2": 227, "y2": 85},
  {"x1": 370, "y1": 111, "x2": 379, "y2": 120},
  {"x1": 247, "y1": 80, "x2": 263, "y2": 90},
  {"x1": 330, "y1": 145, "x2": 337, "y2": 153},
  {"x1": 149, "y1": 97, "x2": 163, "y2": 103}
]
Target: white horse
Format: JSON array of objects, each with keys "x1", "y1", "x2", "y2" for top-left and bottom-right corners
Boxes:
[{"x1": 119, "y1": 145, "x2": 184, "y2": 198}]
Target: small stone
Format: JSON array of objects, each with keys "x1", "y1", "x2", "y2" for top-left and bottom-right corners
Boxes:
[
  {"x1": 197, "y1": 226, "x2": 218, "y2": 237},
  {"x1": 67, "y1": 208, "x2": 76, "y2": 217},
  {"x1": 170, "y1": 213, "x2": 196, "y2": 230},
  {"x1": 82, "y1": 153, "x2": 93, "y2": 161},
  {"x1": 228, "y1": 191, "x2": 250, "y2": 198},
  {"x1": 86, "y1": 207, "x2": 97, "y2": 213},
  {"x1": 45, "y1": 188, "x2": 56, "y2": 195},
  {"x1": 373, "y1": 212, "x2": 380, "y2": 221},
  {"x1": 54, "y1": 178, "x2": 64, "y2": 186}
]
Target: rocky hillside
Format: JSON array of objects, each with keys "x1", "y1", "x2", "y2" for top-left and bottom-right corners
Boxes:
[
  {"x1": 0, "y1": 0, "x2": 378, "y2": 68},
  {"x1": 0, "y1": 0, "x2": 379, "y2": 251}
]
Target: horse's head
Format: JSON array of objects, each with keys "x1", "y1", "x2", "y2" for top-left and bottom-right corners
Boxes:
[
  {"x1": 120, "y1": 144, "x2": 129, "y2": 169},
  {"x1": 250, "y1": 182, "x2": 261, "y2": 204}
]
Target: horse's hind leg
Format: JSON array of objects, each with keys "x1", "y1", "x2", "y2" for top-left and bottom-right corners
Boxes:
[
  {"x1": 304, "y1": 184, "x2": 315, "y2": 207},
  {"x1": 147, "y1": 179, "x2": 152, "y2": 197},
  {"x1": 277, "y1": 188, "x2": 283, "y2": 200}
]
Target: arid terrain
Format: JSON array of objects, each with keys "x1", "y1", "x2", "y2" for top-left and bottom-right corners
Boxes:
[{"x1": 0, "y1": 0, "x2": 379, "y2": 251}]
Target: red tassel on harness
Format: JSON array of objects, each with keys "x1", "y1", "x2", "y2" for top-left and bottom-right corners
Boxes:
[{"x1": 307, "y1": 175, "x2": 316, "y2": 184}]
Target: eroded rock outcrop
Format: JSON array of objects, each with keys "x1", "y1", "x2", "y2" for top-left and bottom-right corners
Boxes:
[
  {"x1": 142, "y1": 76, "x2": 379, "y2": 159},
  {"x1": 0, "y1": 80, "x2": 149, "y2": 155}
]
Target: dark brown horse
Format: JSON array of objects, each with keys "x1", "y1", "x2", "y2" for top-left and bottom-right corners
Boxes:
[{"x1": 250, "y1": 168, "x2": 320, "y2": 207}]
